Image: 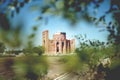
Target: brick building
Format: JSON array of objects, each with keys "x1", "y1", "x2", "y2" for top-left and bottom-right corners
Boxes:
[{"x1": 42, "y1": 30, "x2": 75, "y2": 54}]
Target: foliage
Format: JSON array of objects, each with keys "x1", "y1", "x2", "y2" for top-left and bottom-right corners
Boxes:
[
  {"x1": 60, "y1": 55, "x2": 89, "y2": 73},
  {"x1": 23, "y1": 47, "x2": 33, "y2": 54},
  {"x1": 0, "y1": 56, "x2": 48, "y2": 80},
  {"x1": 33, "y1": 46, "x2": 45, "y2": 56},
  {"x1": 75, "y1": 34, "x2": 120, "y2": 79},
  {"x1": 0, "y1": 42, "x2": 5, "y2": 53},
  {"x1": 0, "y1": 0, "x2": 120, "y2": 50},
  {"x1": 5, "y1": 49, "x2": 22, "y2": 55},
  {"x1": 23, "y1": 46, "x2": 45, "y2": 55},
  {"x1": 14, "y1": 56, "x2": 48, "y2": 80},
  {"x1": 0, "y1": 58, "x2": 15, "y2": 80},
  {"x1": 0, "y1": 0, "x2": 120, "y2": 79},
  {"x1": 77, "y1": 35, "x2": 115, "y2": 62}
]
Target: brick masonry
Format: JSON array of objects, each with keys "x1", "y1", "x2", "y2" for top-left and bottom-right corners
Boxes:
[{"x1": 42, "y1": 30, "x2": 75, "y2": 55}]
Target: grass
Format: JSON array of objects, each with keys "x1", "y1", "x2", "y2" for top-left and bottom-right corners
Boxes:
[{"x1": 0, "y1": 55, "x2": 48, "y2": 80}]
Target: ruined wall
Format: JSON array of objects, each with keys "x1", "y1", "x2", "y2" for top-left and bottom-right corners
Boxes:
[
  {"x1": 53, "y1": 32, "x2": 67, "y2": 54},
  {"x1": 42, "y1": 30, "x2": 49, "y2": 53},
  {"x1": 42, "y1": 30, "x2": 75, "y2": 54},
  {"x1": 48, "y1": 40, "x2": 55, "y2": 54},
  {"x1": 70, "y1": 39, "x2": 75, "y2": 53}
]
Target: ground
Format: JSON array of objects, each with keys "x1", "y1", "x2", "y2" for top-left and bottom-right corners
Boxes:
[
  {"x1": 46, "y1": 55, "x2": 103, "y2": 80},
  {"x1": 46, "y1": 56, "x2": 66, "y2": 79},
  {"x1": 46, "y1": 55, "x2": 85, "y2": 80},
  {"x1": 0, "y1": 55, "x2": 105, "y2": 80}
]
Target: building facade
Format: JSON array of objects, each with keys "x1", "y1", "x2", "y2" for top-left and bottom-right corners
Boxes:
[{"x1": 42, "y1": 30, "x2": 75, "y2": 54}]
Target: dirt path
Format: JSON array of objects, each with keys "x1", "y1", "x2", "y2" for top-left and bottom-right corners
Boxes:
[
  {"x1": 46, "y1": 56, "x2": 91, "y2": 80},
  {"x1": 46, "y1": 56, "x2": 66, "y2": 79}
]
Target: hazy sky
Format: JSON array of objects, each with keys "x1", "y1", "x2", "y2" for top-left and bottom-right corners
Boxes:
[{"x1": 1, "y1": 0, "x2": 111, "y2": 48}]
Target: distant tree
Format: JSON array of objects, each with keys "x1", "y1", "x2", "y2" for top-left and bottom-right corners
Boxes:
[
  {"x1": 12, "y1": 50, "x2": 22, "y2": 55},
  {"x1": 23, "y1": 47, "x2": 33, "y2": 54},
  {"x1": 0, "y1": 42, "x2": 5, "y2": 54},
  {"x1": 33, "y1": 46, "x2": 45, "y2": 56},
  {"x1": 23, "y1": 46, "x2": 44, "y2": 56}
]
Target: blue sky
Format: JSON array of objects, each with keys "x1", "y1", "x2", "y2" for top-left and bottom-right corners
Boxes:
[
  {"x1": 36, "y1": 16, "x2": 109, "y2": 47},
  {"x1": 0, "y1": 0, "x2": 111, "y2": 48}
]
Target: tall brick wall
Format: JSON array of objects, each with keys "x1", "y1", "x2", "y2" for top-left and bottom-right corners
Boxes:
[{"x1": 42, "y1": 30, "x2": 49, "y2": 53}]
